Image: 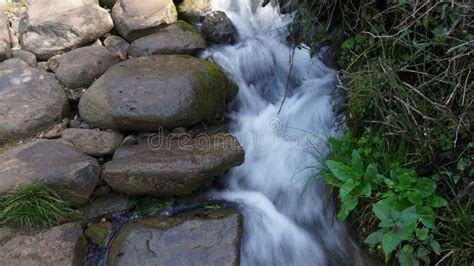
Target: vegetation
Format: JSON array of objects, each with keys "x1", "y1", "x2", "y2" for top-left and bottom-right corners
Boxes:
[
  {"x1": 288, "y1": 0, "x2": 473, "y2": 265},
  {"x1": 0, "y1": 184, "x2": 81, "y2": 228}
]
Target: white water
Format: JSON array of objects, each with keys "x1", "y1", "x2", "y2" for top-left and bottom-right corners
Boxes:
[{"x1": 204, "y1": 1, "x2": 362, "y2": 265}]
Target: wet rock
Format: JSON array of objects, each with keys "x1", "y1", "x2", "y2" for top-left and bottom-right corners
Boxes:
[
  {"x1": 11, "y1": 49, "x2": 37, "y2": 67},
  {"x1": 201, "y1": 11, "x2": 237, "y2": 44},
  {"x1": 79, "y1": 55, "x2": 232, "y2": 131},
  {"x1": 0, "y1": 223, "x2": 87, "y2": 266},
  {"x1": 108, "y1": 208, "x2": 241, "y2": 265},
  {"x1": 99, "y1": 0, "x2": 116, "y2": 9},
  {"x1": 61, "y1": 128, "x2": 124, "y2": 156},
  {"x1": 51, "y1": 46, "x2": 120, "y2": 88},
  {"x1": 85, "y1": 221, "x2": 111, "y2": 246},
  {"x1": 128, "y1": 21, "x2": 207, "y2": 57},
  {"x1": 37, "y1": 118, "x2": 69, "y2": 139},
  {"x1": 102, "y1": 133, "x2": 245, "y2": 196},
  {"x1": 112, "y1": 0, "x2": 178, "y2": 41},
  {"x1": 104, "y1": 35, "x2": 129, "y2": 56},
  {"x1": 19, "y1": 0, "x2": 114, "y2": 60},
  {"x1": 0, "y1": 58, "x2": 69, "y2": 140},
  {"x1": 121, "y1": 134, "x2": 137, "y2": 146},
  {"x1": 37, "y1": 61, "x2": 50, "y2": 72},
  {"x1": 79, "y1": 193, "x2": 134, "y2": 220},
  {"x1": 65, "y1": 87, "x2": 85, "y2": 104},
  {"x1": 0, "y1": 140, "x2": 100, "y2": 205},
  {"x1": 177, "y1": 0, "x2": 210, "y2": 23},
  {"x1": 0, "y1": 14, "x2": 11, "y2": 61}
]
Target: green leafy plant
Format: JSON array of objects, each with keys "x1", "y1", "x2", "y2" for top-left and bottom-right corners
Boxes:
[
  {"x1": 0, "y1": 184, "x2": 80, "y2": 228},
  {"x1": 323, "y1": 129, "x2": 448, "y2": 265}
]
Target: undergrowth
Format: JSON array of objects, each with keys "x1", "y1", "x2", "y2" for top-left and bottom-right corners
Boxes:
[
  {"x1": 0, "y1": 184, "x2": 81, "y2": 228},
  {"x1": 288, "y1": 0, "x2": 473, "y2": 265}
]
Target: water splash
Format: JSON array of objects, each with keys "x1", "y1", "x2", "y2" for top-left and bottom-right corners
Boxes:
[{"x1": 204, "y1": 0, "x2": 364, "y2": 265}]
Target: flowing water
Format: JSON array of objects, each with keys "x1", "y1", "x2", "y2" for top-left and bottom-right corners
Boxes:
[{"x1": 204, "y1": 1, "x2": 364, "y2": 265}]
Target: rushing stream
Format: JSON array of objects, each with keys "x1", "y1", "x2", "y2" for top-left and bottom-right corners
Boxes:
[{"x1": 204, "y1": 1, "x2": 364, "y2": 265}]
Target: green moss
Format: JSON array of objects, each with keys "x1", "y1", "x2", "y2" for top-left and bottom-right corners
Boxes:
[
  {"x1": 85, "y1": 222, "x2": 111, "y2": 246},
  {"x1": 194, "y1": 61, "x2": 230, "y2": 122},
  {"x1": 175, "y1": 54, "x2": 194, "y2": 59},
  {"x1": 130, "y1": 196, "x2": 173, "y2": 217},
  {"x1": 175, "y1": 20, "x2": 199, "y2": 33},
  {"x1": 178, "y1": 11, "x2": 201, "y2": 25}
]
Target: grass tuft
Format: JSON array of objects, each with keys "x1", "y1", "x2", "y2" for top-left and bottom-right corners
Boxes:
[{"x1": 0, "y1": 184, "x2": 81, "y2": 228}]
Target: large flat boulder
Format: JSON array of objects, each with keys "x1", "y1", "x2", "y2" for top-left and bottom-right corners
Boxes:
[
  {"x1": 0, "y1": 223, "x2": 87, "y2": 266},
  {"x1": 102, "y1": 133, "x2": 244, "y2": 196},
  {"x1": 78, "y1": 55, "x2": 232, "y2": 131},
  {"x1": 108, "y1": 208, "x2": 242, "y2": 265},
  {"x1": 112, "y1": 0, "x2": 177, "y2": 41},
  {"x1": 51, "y1": 46, "x2": 121, "y2": 88},
  {"x1": 128, "y1": 21, "x2": 207, "y2": 57},
  {"x1": 0, "y1": 58, "x2": 69, "y2": 141},
  {"x1": 0, "y1": 140, "x2": 100, "y2": 205},
  {"x1": 19, "y1": 0, "x2": 114, "y2": 60}
]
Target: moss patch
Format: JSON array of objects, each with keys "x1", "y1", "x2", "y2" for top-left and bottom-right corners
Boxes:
[
  {"x1": 85, "y1": 222, "x2": 111, "y2": 246},
  {"x1": 175, "y1": 20, "x2": 199, "y2": 33}
]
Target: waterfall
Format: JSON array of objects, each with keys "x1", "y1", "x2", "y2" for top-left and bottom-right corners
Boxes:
[{"x1": 203, "y1": 1, "x2": 364, "y2": 265}]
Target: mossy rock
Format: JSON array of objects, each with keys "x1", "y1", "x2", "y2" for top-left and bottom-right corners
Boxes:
[
  {"x1": 79, "y1": 55, "x2": 233, "y2": 131},
  {"x1": 85, "y1": 221, "x2": 111, "y2": 246}
]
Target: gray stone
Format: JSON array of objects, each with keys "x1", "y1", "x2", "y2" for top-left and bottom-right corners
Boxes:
[
  {"x1": 61, "y1": 128, "x2": 124, "y2": 156},
  {"x1": 37, "y1": 118, "x2": 69, "y2": 139},
  {"x1": 79, "y1": 55, "x2": 231, "y2": 131},
  {"x1": 0, "y1": 14, "x2": 12, "y2": 61},
  {"x1": 37, "y1": 61, "x2": 50, "y2": 72},
  {"x1": 0, "y1": 58, "x2": 69, "y2": 141},
  {"x1": 121, "y1": 134, "x2": 137, "y2": 146},
  {"x1": 103, "y1": 133, "x2": 245, "y2": 196},
  {"x1": 51, "y1": 46, "x2": 120, "y2": 88},
  {"x1": 128, "y1": 21, "x2": 207, "y2": 57},
  {"x1": 0, "y1": 140, "x2": 100, "y2": 205},
  {"x1": 19, "y1": 0, "x2": 114, "y2": 60},
  {"x1": 79, "y1": 193, "x2": 133, "y2": 220},
  {"x1": 108, "y1": 209, "x2": 241, "y2": 266},
  {"x1": 201, "y1": 11, "x2": 237, "y2": 44},
  {"x1": 104, "y1": 35, "x2": 129, "y2": 57},
  {"x1": 177, "y1": 0, "x2": 210, "y2": 23},
  {"x1": 12, "y1": 49, "x2": 37, "y2": 67},
  {"x1": 112, "y1": 0, "x2": 178, "y2": 41},
  {"x1": 0, "y1": 223, "x2": 87, "y2": 266}
]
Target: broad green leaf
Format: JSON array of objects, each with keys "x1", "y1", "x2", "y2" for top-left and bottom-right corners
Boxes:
[
  {"x1": 416, "y1": 246, "x2": 429, "y2": 258},
  {"x1": 402, "y1": 244, "x2": 413, "y2": 253},
  {"x1": 360, "y1": 183, "x2": 372, "y2": 197},
  {"x1": 416, "y1": 228, "x2": 429, "y2": 240},
  {"x1": 420, "y1": 207, "x2": 436, "y2": 228},
  {"x1": 351, "y1": 150, "x2": 364, "y2": 176},
  {"x1": 382, "y1": 231, "x2": 401, "y2": 255},
  {"x1": 339, "y1": 179, "x2": 359, "y2": 199},
  {"x1": 337, "y1": 195, "x2": 358, "y2": 221},
  {"x1": 430, "y1": 240, "x2": 441, "y2": 255},
  {"x1": 364, "y1": 230, "x2": 383, "y2": 245},
  {"x1": 373, "y1": 200, "x2": 397, "y2": 228},
  {"x1": 415, "y1": 179, "x2": 436, "y2": 198},
  {"x1": 427, "y1": 195, "x2": 448, "y2": 208},
  {"x1": 398, "y1": 251, "x2": 419, "y2": 266},
  {"x1": 326, "y1": 160, "x2": 357, "y2": 182},
  {"x1": 399, "y1": 206, "x2": 420, "y2": 227},
  {"x1": 364, "y1": 163, "x2": 378, "y2": 180}
]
